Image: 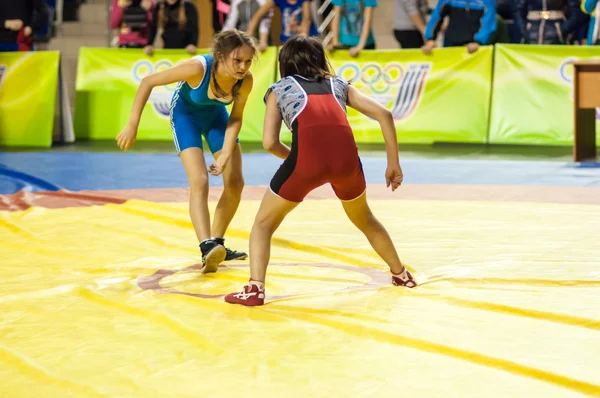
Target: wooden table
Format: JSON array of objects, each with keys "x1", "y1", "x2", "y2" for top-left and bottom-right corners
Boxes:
[{"x1": 573, "y1": 61, "x2": 600, "y2": 162}]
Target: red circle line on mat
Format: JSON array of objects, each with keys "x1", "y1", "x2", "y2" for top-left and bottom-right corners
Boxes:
[{"x1": 137, "y1": 263, "x2": 392, "y2": 300}]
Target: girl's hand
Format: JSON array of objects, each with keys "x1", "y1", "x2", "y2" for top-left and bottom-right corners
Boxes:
[
  {"x1": 116, "y1": 124, "x2": 138, "y2": 151},
  {"x1": 208, "y1": 155, "x2": 230, "y2": 176},
  {"x1": 385, "y1": 164, "x2": 403, "y2": 191}
]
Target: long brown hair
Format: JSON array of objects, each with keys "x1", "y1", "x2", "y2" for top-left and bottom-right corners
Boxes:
[
  {"x1": 211, "y1": 29, "x2": 257, "y2": 100},
  {"x1": 158, "y1": 0, "x2": 187, "y2": 31},
  {"x1": 278, "y1": 36, "x2": 334, "y2": 80}
]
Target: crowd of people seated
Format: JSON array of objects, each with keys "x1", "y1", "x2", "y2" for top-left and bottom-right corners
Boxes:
[{"x1": 2, "y1": 0, "x2": 599, "y2": 56}]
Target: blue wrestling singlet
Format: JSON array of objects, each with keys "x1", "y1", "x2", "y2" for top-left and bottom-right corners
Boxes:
[{"x1": 169, "y1": 54, "x2": 240, "y2": 154}]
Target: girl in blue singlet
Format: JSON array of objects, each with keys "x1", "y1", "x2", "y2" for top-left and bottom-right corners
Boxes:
[{"x1": 117, "y1": 30, "x2": 257, "y2": 273}]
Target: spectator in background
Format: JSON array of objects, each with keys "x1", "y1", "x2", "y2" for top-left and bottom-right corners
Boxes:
[
  {"x1": 211, "y1": 0, "x2": 232, "y2": 33},
  {"x1": 310, "y1": 0, "x2": 324, "y2": 28},
  {"x1": 18, "y1": 0, "x2": 50, "y2": 51},
  {"x1": 566, "y1": 3, "x2": 589, "y2": 43},
  {"x1": 145, "y1": 0, "x2": 199, "y2": 55},
  {"x1": 327, "y1": 0, "x2": 377, "y2": 57},
  {"x1": 519, "y1": 0, "x2": 582, "y2": 44},
  {"x1": 223, "y1": 0, "x2": 273, "y2": 51},
  {"x1": 581, "y1": 0, "x2": 598, "y2": 44},
  {"x1": 421, "y1": 0, "x2": 497, "y2": 54},
  {"x1": 0, "y1": 0, "x2": 49, "y2": 52},
  {"x1": 393, "y1": 0, "x2": 428, "y2": 48},
  {"x1": 497, "y1": 0, "x2": 525, "y2": 43},
  {"x1": 247, "y1": 0, "x2": 319, "y2": 46},
  {"x1": 110, "y1": 0, "x2": 155, "y2": 48},
  {"x1": 491, "y1": 14, "x2": 512, "y2": 43}
]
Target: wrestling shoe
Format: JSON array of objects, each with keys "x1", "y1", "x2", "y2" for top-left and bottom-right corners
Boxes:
[
  {"x1": 224, "y1": 247, "x2": 248, "y2": 261},
  {"x1": 213, "y1": 238, "x2": 248, "y2": 261},
  {"x1": 392, "y1": 267, "x2": 417, "y2": 288},
  {"x1": 224, "y1": 281, "x2": 265, "y2": 306},
  {"x1": 199, "y1": 239, "x2": 226, "y2": 274}
]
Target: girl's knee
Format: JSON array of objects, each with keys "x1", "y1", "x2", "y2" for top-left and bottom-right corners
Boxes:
[
  {"x1": 225, "y1": 175, "x2": 245, "y2": 195},
  {"x1": 253, "y1": 211, "x2": 280, "y2": 233},
  {"x1": 189, "y1": 175, "x2": 209, "y2": 193},
  {"x1": 348, "y1": 210, "x2": 375, "y2": 231}
]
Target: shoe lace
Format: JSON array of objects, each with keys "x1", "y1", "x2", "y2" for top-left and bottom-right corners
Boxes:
[{"x1": 233, "y1": 284, "x2": 256, "y2": 300}]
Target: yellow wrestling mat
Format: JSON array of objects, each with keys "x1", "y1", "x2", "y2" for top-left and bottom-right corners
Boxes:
[{"x1": 1, "y1": 199, "x2": 599, "y2": 397}]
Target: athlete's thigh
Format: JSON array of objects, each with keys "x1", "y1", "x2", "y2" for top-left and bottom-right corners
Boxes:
[
  {"x1": 205, "y1": 107, "x2": 240, "y2": 155},
  {"x1": 330, "y1": 158, "x2": 366, "y2": 201},
  {"x1": 179, "y1": 147, "x2": 209, "y2": 188},
  {"x1": 253, "y1": 187, "x2": 299, "y2": 229},
  {"x1": 170, "y1": 106, "x2": 205, "y2": 153},
  {"x1": 270, "y1": 160, "x2": 326, "y2": 203}
]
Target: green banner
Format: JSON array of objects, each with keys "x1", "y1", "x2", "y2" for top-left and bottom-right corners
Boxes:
[
  {"x1": 322, "y1": 46, "x2": 493, "y2": 144},
  {"x1": 490, "y1": 44, "x2": 600, "y2": 146},
  {"x1": 0, "y1": 51, "x2": 59, "y2": 147},
  {"x1": 75, "y1": 47, "x2": 277, "y2": 143}
]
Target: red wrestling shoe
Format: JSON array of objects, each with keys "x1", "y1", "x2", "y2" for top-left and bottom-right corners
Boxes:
[
  {"x1": 392, "y1": 268, "x2": 417, "y2": 288},
  {"x1": 224, "y1": 281, "x2": 266, "y2": 306}
]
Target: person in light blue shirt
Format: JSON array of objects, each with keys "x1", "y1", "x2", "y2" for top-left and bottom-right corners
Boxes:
[
  {"x1": 328, "y1": 0, "x2": 377, "y2": 57},
  {"x1": 582, "y1": 0, "x2": 600, "y2": 44}
]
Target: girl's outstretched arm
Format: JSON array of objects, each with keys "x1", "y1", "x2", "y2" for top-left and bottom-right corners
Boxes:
[
  {"x1": 128, "y1": 59, "x2": 204, "y2": 129},
  {"x1": 347, "y1": 85, "x2": 403, "y2": 191},
  {"x1": 117, "y1": 59, "x2": 205, "y2": 151}
]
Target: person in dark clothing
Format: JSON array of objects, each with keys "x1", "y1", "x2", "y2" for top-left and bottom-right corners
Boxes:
[
  {"x1": 496, "y1": 0, "x2": 525, "y2": 42},
  {"x1": 518, "y1": 0, "x2": 583, "y2": 44},
  {"x1": 0, "y1": 0, "x2": 49, "y2": 51},
  {"x1": 564, "y1": 3, "x2": 589, "y2": 44},
  {"x1": 421, "y1": 0, "x2": 497, "y2": 55},
  {"x1": 144, "y1": 0, "x2": 199, "y2": 55}
]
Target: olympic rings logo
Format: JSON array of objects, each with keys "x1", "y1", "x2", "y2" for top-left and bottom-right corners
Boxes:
[
  {"x1": 337, "y1": 62, "x2": 405, "y2": 95},
  {"x1": 137, "y1": 262, "x2": 392, "y2": 301},
  {"x1": 132, "y1": 59, "x2": 179, "y2": 92},
  {"x1": 336, "y1": 61, "x2": 430, "y2": 121}
]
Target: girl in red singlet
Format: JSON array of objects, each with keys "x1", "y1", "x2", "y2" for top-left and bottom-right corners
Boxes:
[{"x1": 220, "y1": 35, "x2": 417, "y2": 306}]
